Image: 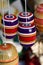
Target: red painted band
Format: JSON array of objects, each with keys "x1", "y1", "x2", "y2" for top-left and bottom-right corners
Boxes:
[
  {"x1": 3, "y1": 28, "x2": 18, "y2": 34},
  {"x1": 34, "y1": 17, "x2": 43, "y2": 25},
  {"x1": 36, "y1": 10, "x2": 43, "y2": 13},
  {"x1": 36, "y1": 4, "x2": 43, "y2": 13},
  {"x1": 19, "y1": 22, "x2": 35, "y2": 28},
  {"x1": 19, "y1": 35, "x2": 36, "y2": 42},
  {"x1": 0, "y1": 44, "x2": 11, "y2": 50}
]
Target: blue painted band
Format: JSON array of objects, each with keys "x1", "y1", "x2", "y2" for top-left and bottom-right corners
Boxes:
[
  {"x1": 18, "y1": 26, "x2": 36, "y2": 34},
  {"x1": 18, "y1": 16, "x2": 34, "y2": 22},
  {"x1": 2, "y1": 20, "x2": 18, "y2": 26}
]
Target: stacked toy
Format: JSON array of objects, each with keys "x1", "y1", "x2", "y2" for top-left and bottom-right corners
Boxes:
[
  {"x1": 34, "y1": 4, "x2": 43, "y2": 34},
  {"x1": 2, "y1": 14, "x2": 18, "y2": 39},
  {"x1": 0, "y1": 43, "x2": 19, "y2": 65},
  {"x1": 18, "y1": 12, "x2": 36, "y2": 47}
]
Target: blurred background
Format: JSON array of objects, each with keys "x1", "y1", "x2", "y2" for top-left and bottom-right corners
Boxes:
[{"x1": 0, "y1": 0, "x2": 43, "y2": 65}]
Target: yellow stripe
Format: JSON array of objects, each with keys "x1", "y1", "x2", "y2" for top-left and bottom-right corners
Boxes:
[
  {"x1": 3, "y1": 24, "x2": 18, "y2": 29},
  {"x1": 18, "y1": 32, "x2": 36, "y2": 37},
  {"x1": 4, "y1": 32, "x2": 17, "y2": 36},
  {"x1": 0, "y1": 56, "x2": 18, "y2": 63}
]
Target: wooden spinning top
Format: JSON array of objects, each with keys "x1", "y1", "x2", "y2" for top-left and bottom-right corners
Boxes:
[{"x1": 0, "y1": 43, "x2": 19, "y2": 65}]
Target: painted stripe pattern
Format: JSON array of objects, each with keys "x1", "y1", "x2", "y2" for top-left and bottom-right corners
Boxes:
[
  {"x1": 2, "y1": 14, "x2": 18, "y2": 39},
  {"x1": 34, "y1": 4, "x2": 43, "y2": 33},
  {"x1": 18, "y1": 12, "x2": 36, "y2": 46},
  {"x1": 18, "y1": 26, "x2": 36, "y2": 34}
]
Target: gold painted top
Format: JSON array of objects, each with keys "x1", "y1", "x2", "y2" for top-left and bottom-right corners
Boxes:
[{"x1": 0, "y1": 43, "x2": 18, "y2": 62}]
